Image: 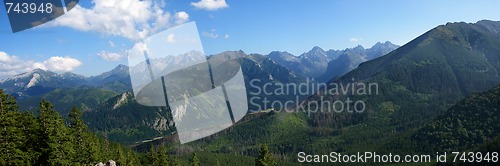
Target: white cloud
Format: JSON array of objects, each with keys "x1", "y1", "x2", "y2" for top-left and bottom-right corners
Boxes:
[
  {"x1": 0, "y1": 51, "x2": 82, "y2": 77},
  {"x1": 46, "y1": 0, "x2": 190, "y2": 40},
  {"x1": 98, "y1": 51, "x2": 124, "y2": 61},
  {"x1": 0, "y1": 52, "x2": 15, "y2": 63},
  {"x1": 191, "y1": 0, "x2": 228, "y2": 11},
  {"x1": 349, "y1": 37, "x2": 362, "y2": 42},
  {"x1": 202, "y1": 29, "x2": 219, "y2": 39},
  {"x1": 42, "y1": 56, "x2": 82, "y2": 72},
  {"x1": 224, "y1": 34, "x2": 230, "y2": 39},
  {"x1": 174, "y1": 12, "x2": 190, "y2": 25}
]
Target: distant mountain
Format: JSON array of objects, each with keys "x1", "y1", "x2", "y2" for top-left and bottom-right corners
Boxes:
[
  {"x1": 318, "y1": 47, "x2": 368, "y2": 82},
  {"x1": 267, "y1": 42, "x2": 399, "y2": 81},
  {"x1": 366, "y1": 41, "x2": 400, "y2": 59},
  {"x1": 0, "y1": 64, "x2": 133, "y2": 99},
  {"x1": 88, "y1": 64, "x2": 131, "y2": 93},
  {"x1": 182, "y1": 50, "x2": 307, "y2": 111},
  {"x1": 319, "y1": 41, "x2": 399, "y2": 82},
  {"x1": 0, "y1": 69, "x2": 88, "y2": 99}
]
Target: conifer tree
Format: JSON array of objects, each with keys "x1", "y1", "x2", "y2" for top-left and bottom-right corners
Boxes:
[
  {"x1": 255, "y1": 144, "x2": 277, "y2": 166},
  {"x1": 36, "y1": 99, "x2": 75, "y2": 165},
  {"x1": 68, "y1": 107, "x2": 93, "y2": 164},
  {"x1": 149, "y1": 145, "x2": 158, "y2": 165},
  {"x1": 192, "y1": 152, "x2": 200, "y2": 166},
  {"x1": 157, "y1": 145, "x2": 169, "y2": 166}
]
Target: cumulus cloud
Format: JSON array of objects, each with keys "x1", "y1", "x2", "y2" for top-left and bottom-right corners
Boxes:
[
  {"x1": 0, "y1": 52, "x2": 15, "y2": 63},
  {"x1": 349, "y1": 37, "x2": 362, "y2": 42},
  {"x1": 42, "y1": 56, "x2": 82, "y2": 72},
  {"x1": 191, "y1": 0, "x2": 228, "y2": 11},
  {"x1": 202, "y1": 29, "x2": 219, "y2": 39},
  {"x1": 224, "y1": 34, "x2": 230, "y2": 39},
  {"x1": 98, "y1": 51, "x2": 124, "y2": 61},
  {"x1": 174, "y1": 12, "x2": 190, "y2": 25},
  {"x1": 46, "y1": 0, "x2": 190, "y2": 40},
  {"x1": 0, "y1": 51, "x2": 82, "y2": 77}
]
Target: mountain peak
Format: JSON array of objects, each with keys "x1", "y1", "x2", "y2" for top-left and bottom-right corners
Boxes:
[
  {"x1": 114, "y1": 64, "x2": 129, "y2": 70},
  {"x1": 352, "y1": 45, "x2": 365, "y2": 51},
  {"x1": 32, "y1": 68, "x2": 47, "y2": 73},
  {"x1": 302, "y1": 46, "x2": 327, "y2": 59},
  {"x1": 310, "y1": 46, "x2": 325, "y2": 53}
]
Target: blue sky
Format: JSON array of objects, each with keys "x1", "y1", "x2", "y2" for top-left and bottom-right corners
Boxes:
[{"x1": 1, "y1": 0, "x2": 500, "y2": 78}]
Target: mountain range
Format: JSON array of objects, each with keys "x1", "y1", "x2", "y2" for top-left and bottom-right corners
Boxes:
[
  {"x1": 267, "y1": 41, "x2": 399, "y2": 81},
  {"x1": 0, "y1": 65, "x2": 131, "y2": 99}
]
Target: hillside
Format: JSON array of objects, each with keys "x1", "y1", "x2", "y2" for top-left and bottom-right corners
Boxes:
[
  {"x1": 307, "y1": 20, "x2": 500, "y2": 130},
  {"x1": 18, "y1": 88, "x2": 117, "y2": 115},
  {"x1": 412, "y1": 85, "x2": 500, "y2": 153}
]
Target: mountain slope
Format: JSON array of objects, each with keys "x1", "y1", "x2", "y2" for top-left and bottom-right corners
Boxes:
[
  {"x1": 411, "y1": 85, "x2": 500, "y2": 152},
  {"x1": 310, "y1": 20, "x2": 500, "y2": 127},
  {"x1": 18, "y1": 88, "x2": 117, "y2": 115},
  {"x1": 87, "y1": 64, "x2": 132, "y2": 93},
  {"x1": 82, "y1": 92, "x2": 172, "y2": 145}
]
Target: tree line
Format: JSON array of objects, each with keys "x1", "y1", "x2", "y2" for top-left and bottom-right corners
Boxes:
[{"x1": 1, "y1": 89, "x2": 278, "y2": 165}]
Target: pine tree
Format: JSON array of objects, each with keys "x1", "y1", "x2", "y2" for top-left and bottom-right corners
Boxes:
[
  {"x1": 157, "y1": 145, "x2": 169, "y2": 166},
  {"x1": 149, "y1": 145, "x2": 158, "y2": 165},
  {"x1": 0, "y1": 90, "x2": 33, "y2": 165},
  {"x1": 36, "y1": 99, "x2": 75, "y2": 165},
  {"x1": 255, "y1": 144, "x2": 277, "y2": 166},
  {"x1": 192, "y1": 152, "x2": 200, "y2": 166},
  {"x1": 68, "y1": 107, "x2": 94, "y2": 164}
]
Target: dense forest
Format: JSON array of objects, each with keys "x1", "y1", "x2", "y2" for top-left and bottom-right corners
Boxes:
[
  {"x1": 1, "y1": 89, "x2": 280, "y2": 165},
  {"x1": 0, "y1": 89, "x2": 141, "y2": 165}
]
